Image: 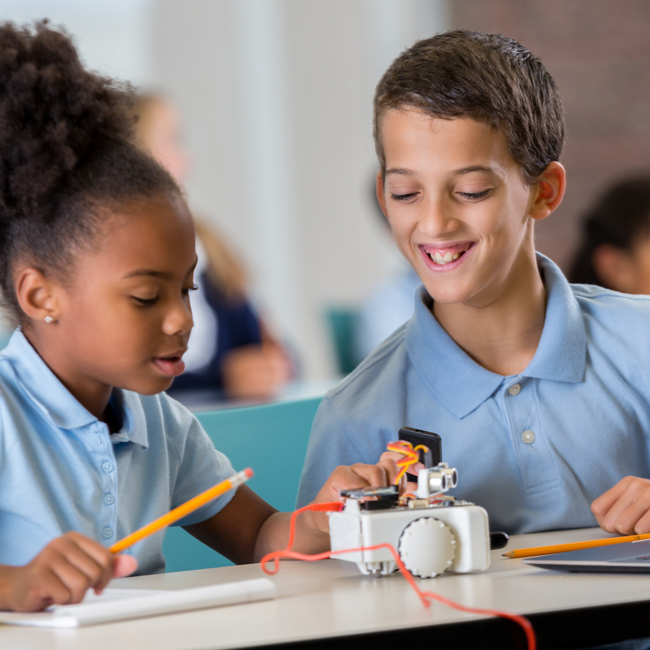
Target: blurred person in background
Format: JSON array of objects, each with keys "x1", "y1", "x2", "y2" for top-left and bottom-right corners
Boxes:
[
  {"x1": 569, "y1": 177, "x2": 650, "y2": 293},
  {"x1": 134, "y1": 94, "x2": 293, "y2": 400}
]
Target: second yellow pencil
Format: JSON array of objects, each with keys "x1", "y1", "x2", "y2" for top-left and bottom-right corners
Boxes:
[{"x1": 504, "y1": 532, "x2": 650, "y2": 559}]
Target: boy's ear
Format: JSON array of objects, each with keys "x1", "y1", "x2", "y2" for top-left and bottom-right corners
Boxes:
[
  {"x1": 529, "y1": 161, "x2": 566, "y2": 221},
  {"x1": 15, "y1": 267, "x2": 61, "y2": 324},
  {"x1": 376, "y1": 170, "x2": 389, "y2": 219}
]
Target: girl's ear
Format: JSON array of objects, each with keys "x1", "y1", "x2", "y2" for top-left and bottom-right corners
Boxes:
[
  {"x1": 15, "y1": 267, "x2": 61, "y2": 324},
  {"x1": 530, "y1": 162, "x2": 566, "y2": 221}
]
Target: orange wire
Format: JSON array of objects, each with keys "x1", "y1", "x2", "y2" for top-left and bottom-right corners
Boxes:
[
  {"x1": 386, "y1": 441, "x2": 428, "y2": 484},
  {"x1": 260, "y1": 502, "x2": 536, "y2": 650}
]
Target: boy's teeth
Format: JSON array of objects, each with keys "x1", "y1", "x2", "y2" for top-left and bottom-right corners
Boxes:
[{"x1": 429, "y1": 250, "x2": 461, "y2": 265}]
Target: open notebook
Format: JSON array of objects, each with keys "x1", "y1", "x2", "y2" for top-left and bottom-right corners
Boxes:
[{"x1": 0, "y1": 578, "x2": 276, "y2": 628}]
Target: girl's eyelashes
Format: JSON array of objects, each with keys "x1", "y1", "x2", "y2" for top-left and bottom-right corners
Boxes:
[
  {"x1": 132, "y1": 296, "x2": 159, "y2": 306},
  {"x1": 457, "y1": 189, "x2": 492, "y2": 201},
  {"x1": 182, "y1": 284, "x2": 199, "y2": 296}
]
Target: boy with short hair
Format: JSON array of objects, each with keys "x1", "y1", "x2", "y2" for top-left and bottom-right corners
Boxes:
[{"x1": 297, "y1": 30, "x2": 650, "y2": 537}]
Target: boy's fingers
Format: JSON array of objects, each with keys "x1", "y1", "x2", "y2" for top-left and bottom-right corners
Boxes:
[
  {"x1": 607, "y1": 489, "x2": 650, "y2": 534},
  {"x1": 592, "y1": 478, "x2": 631, "y2": 519},
  {"x1": 593, "y1": 477, "x2": 650, "y2": 534},
  {"x1": 377, "y1": 457, "x2": 400, "y2": 485},
  {"x1": 349, "y1": 462, "x2": 390, "y2": 488},
  {"x1": 405, "y1": 480, "x2": 419, "y2": 494}
]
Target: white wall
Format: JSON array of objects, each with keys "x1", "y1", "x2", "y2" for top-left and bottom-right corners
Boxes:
[
  {"x1": 0, "y1": 0, "x2": 448, "y2": 379},
  {"x1": 150, "y1": 0, "x2": 448, "y2": 378},
  {"x1": 0, "y1": 0, "x2": 154, "y2": 85}
]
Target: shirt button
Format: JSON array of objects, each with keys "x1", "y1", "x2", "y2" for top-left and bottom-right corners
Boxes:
[
  {"x1": 104, "y1": 493, "x2": 115, "y2": 505},
  {"x1": 521, "y1": 430, "x2": 536, "y2": 444},
  {"x1": 508, "y1": 383, "x2": 522, "y2": 396},
  {"x1": 102, "y1": 461, "x2": 114, "y2": 473},
  {"x1": 102, "y1": 527, "x2": 113, "y2": 539}
]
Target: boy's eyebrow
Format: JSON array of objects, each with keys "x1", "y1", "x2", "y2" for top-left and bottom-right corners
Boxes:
[
  {"x1": 385, "y1": 165, "x2": 497, "y2": 177},
  {"x1": 123, "y1": 258, "x2": 199, "y2": 280}
]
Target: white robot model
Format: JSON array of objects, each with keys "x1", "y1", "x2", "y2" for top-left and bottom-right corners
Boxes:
[{"x1": 328, "y1": 463, "x2": 490, "y2": 578}]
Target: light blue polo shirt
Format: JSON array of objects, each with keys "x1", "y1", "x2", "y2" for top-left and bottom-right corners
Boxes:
[
  {"x1": 0, "y1": 331, "x2": 235, "y2": 573},
  {"x1": 298, "y1": 254, "x2": 650, "y2": 534}
]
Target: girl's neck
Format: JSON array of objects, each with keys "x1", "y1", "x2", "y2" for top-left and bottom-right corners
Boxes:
[
  {"x1": 23, "y1": 328, "x2": 114, "y2": 425},
  {"x1": 433, "y1": 253, "x2": 547, "y2": 377}
]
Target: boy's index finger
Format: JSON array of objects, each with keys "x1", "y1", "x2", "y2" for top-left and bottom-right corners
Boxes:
[{"x1": 591, "y1": 478, "x2": 631, "y2": 517}]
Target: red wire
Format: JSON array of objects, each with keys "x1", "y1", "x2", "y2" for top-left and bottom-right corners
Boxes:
[{"x1": 260, "y1": 502, "x2": 536, "y2": 650}]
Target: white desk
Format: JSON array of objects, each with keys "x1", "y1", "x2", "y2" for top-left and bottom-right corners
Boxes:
[{"x1": 2, "y1": 527, "x2": 649, "y2": 649}]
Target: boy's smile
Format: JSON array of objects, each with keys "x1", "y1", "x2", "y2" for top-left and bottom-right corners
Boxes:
[
  {"x1": 377, "y1": 109, "x2": 544, "y2": 310},
  {"x1": 376, "y1": 108, "x2": 565, "y2": 375}
]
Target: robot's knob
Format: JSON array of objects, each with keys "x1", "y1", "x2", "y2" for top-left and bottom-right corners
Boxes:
[{"x1": 398, "y1": 517, "x2": 456, "y2": 578}]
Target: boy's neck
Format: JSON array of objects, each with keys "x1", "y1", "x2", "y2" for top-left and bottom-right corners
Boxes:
[{"x1": 432, "y1": 252, "x2": 547, "y2": 377}]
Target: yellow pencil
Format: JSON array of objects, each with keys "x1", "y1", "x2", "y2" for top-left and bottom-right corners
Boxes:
[
  {"x1": 503, "y1": 532, "x2": 650, "y2": 559},
  {"x1": 110, "y1": 468, "x2": 254, "y2": 554}
]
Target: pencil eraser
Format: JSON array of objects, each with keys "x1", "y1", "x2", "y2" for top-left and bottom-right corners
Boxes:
[{"x1": 244, "y1": 467, "x2": 254, "y2": 479}]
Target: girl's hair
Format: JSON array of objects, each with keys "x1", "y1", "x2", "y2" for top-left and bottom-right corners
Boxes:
[
  {"x1": 0, "y1": 21, "x2": 180, "y2": 320},
  {"x1": 568, "y1": 178, "x2": 650, "y2": 286}
]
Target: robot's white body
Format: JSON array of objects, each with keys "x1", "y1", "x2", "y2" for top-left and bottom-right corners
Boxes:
[{"x1": 328, "y1": 464, "x2": 491, "y2": 578}]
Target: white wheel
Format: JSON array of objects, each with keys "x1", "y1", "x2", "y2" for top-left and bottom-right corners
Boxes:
[{"x1": 398, "y1": 516, "x2": 456, "y2": 578}]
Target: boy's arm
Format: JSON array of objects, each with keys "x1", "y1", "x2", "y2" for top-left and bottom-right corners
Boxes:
[
  {"x1": 591, "y1": 476, "x2": 650, "y2": 534},
  {"x1": 184, "y1": 459, "x2": 399, "y2": 563},
  {"x1": 297, "y1": 398, "x2": 386, "y2": 508}
]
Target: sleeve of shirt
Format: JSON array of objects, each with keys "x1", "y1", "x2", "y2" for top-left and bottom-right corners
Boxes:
[
  {"x1": 163, "y1": 399, "x2": 236, "y2": 527},
  {"x1": 296, "y1": 397, "x2": 375, "y2": 508}
]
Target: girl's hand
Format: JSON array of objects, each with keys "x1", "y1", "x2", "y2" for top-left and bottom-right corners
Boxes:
[
  {"x1": 0, "y1": 532, "x2": 138, "y2": 612},
  {"x1": 307, "y1": 458, "x2": 401, "y2": 534},
  {"x1": 592, "y1": 476, "x2": 650, "y2": 535}
]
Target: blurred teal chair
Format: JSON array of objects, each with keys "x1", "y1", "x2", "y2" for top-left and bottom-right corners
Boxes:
[
  {"x1": 325, "y1": 306, "x2": 360, "y2": 376},
  {"x1": 162, "y1": 396, "x2": 321, "y2": 572}
]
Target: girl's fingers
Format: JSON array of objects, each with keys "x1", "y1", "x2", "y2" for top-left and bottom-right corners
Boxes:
[
  {"x1": 48, "y1": 558, "x2": 97, "y2": 605},
  {"x1": 112, "y1": 554, "x2": 138, "y2": 579}
]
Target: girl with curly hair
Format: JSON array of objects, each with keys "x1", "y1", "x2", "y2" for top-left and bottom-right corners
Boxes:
[{"x1": 0, "y1": 21, "x2": 397, "y2": 612}]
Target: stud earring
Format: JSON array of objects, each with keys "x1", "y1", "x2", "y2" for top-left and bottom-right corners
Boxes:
[{"x1": 44, "y1": 315, "x2": 54, "y2": 324}]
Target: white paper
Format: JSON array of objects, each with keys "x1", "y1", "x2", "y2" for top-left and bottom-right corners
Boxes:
[{"x1": 0, "y1": 578, "x2": 276, "y2": 628}]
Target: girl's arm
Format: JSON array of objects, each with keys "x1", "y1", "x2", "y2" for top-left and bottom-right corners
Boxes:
[{"x1": 184, "y1": 460, "x2": 400, "y2": 562}]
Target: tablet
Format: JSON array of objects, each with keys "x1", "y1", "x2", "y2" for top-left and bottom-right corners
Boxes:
[{"x1": 524, "y1": 539, "x2": 650, "y2": 573}]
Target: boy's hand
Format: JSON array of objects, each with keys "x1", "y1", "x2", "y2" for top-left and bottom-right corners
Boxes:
[
  {"x1": 379, "y1": 450, "x2": 426, "y2": 495},
  {"x1": 0, "y1": 532, "x2": 138, "y2": 612},
  {"x1": 307, "y1": 459, "x2": 401, "y2": 534},
  {"x1": 591, "y1": 476, "x2": 650, "y2": 535}
]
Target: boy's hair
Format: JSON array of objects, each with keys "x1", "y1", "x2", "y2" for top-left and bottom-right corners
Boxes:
[
  {"x1": 373, "y1": 30, "x2": 566, "y2": 183},
  {"x1": 0, "y1": 21, "x2": 180, "y2": 320}
]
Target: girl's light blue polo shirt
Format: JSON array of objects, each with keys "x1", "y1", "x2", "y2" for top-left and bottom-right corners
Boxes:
[
  {"x1": 0, "y1": 331, "x2": 235, "y2": 572},
  {"x1": 298, "y1": 254, "x2": 650, "y2": 534}
]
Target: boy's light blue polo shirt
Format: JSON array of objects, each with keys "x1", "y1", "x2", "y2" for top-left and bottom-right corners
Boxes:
[
  {"x1": 0, "y1": 331, "x2": 235, "y2": 573},
  {"x1": 298, "y1": 254, "x2": 650, "y2": 534}
]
